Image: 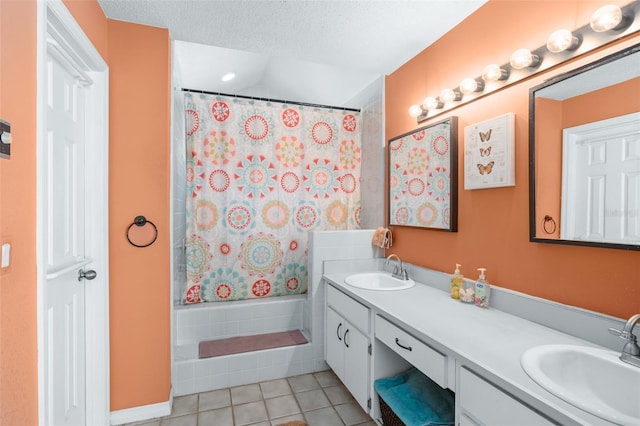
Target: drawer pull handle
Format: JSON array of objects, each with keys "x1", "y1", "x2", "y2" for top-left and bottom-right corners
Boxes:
[
  {"x1": 344, "y1": 329, "x2": 350, "y2": 348},
  {"x1": 395, "y1": 338, "x2": 412, "y2": 351},
  {"x1": 337, "y1": 322, "x2": 343, "y2": 341}
]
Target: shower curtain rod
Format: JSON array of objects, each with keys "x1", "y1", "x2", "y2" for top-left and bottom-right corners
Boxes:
[{"x1": 181, "y1": 88, "x2": 360, "y2": 112}]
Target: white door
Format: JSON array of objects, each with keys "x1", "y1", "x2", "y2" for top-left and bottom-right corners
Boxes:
[
  {"x1": 43, "y1": 35, "x2": 92, "y2": 426},
  {"x1": 37, "y1": 2, "x2": 110, "y2": 425},
  {"x1": 562, "y1": 112, "x2": 640, "y2": 244}
]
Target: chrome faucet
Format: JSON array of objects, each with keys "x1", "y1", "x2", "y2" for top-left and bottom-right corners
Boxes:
[
  {"x1": 609, "y1": 313, "x2": 640, "y2": 367},
  {"x1": 385, "y1": 254, "x2": 409, "y2": 280}
]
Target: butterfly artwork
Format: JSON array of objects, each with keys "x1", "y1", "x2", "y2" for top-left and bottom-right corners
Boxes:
[
  {"x1": 464, "y1": 113, "x2": 515, "y2": 190},
  {"x1": 477, "y1": 161, "x2": 495, "y2": 175},
  {"x1": 479, "y1": 129, "x2": 492, "y2": 142},
  {"x1": 479, "y1": 146, "x2": 492, "y2": 157}
]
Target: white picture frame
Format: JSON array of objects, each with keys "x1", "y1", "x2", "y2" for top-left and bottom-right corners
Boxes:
[{"x1": 464, "y1": 112, "x2": 515, "y2": 190}]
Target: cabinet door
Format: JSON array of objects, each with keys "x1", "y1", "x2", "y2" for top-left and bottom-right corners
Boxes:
[
  {"x1": 459, "y1": 367, "x2": 555, "y2": 426},
  {"x1": 326, "y1": 307, "x2": 345, "y2": 378},
  {"x1": 459, "y1": 413, "x2": 480, "y2": 426},
  {"x1": 344, "y1": 324, "x2": 370, "y2": 411}
]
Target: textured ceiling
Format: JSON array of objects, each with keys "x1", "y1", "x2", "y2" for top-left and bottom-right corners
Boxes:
[{"x1": 98, "y1": 0, "x2": 487, "y2": 106}]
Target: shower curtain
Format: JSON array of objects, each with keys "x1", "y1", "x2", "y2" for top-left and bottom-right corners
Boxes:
[{"x1": 184, "y1": 93, "x2": 362, "y2": 303}]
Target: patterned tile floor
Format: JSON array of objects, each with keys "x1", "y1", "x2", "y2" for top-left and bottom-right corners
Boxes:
[{"x1": 119, "y1": 370, "x2": 376, "y2": 426}]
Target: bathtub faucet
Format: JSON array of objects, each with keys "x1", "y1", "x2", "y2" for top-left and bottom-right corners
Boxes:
[{"x1": 385, "y1": 254, "x2": 409, "y2": 280}]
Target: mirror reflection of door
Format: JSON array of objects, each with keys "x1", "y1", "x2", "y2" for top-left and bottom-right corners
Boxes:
[{"x1": 561, "y1": 112, "x2": 640, "y2": 244}]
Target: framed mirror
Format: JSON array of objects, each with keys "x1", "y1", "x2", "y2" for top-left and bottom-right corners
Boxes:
[
  {"x1": 529, "y1": 43, "x2": 640, "y2": 250},
  {"x1": 388, "y1": 116, "x2": 458, "y2": 230}
]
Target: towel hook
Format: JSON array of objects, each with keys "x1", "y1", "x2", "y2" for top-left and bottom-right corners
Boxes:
[{"x1": 126, "y1": 215, "x2": 158, "y2": 248}]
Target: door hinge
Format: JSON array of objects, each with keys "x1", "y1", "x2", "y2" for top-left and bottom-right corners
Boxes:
[
  {"x1": 367, "y1": 397, "x2": 371, "y2": 410},
  {"x1": 368, "y1": 343, "x2": 372, "y2": 355}
]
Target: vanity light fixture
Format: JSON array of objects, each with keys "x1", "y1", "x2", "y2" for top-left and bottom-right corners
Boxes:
[
  {"x1": 221, "y1": 72, "x2": 236, "y2": 82},
  {"x1": 482, "y1": 64, "x2": 510, "y2": 82},
  {"x1": 408, "y1": 104, "x2": 424, "y2": 117},
  {"x1": 510, "y1": 48, "x2": 541, "y2": 69},
  {"x1": 409, "y1": 1, "x2": 639, "y2": 122},
  {"x1": 440, "y1": 88, "x2": 462, "y2": 103},
  {"x1": 546, "y1": 29, "x2": 581, "y2": 53},
  {"x1": 460, "y1": 77, "x2": 485, "y2": 94},
  {"x1": 423, "y1": 96, "x2": 443, "y2": 110},
  {"x1": 590, "y1": 4, "x2": 624, "y2": 32}
]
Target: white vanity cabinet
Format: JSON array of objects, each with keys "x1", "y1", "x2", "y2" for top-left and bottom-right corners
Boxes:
[
  {"x1": 325, "y1": 285, "x2": 371, "y2": 411},
  {"x1": 458, "y1": 366, "x2": 555, "y2": 426},
  {"x1": 322, "y1": 268, "x2": 612, "y2": 426}
]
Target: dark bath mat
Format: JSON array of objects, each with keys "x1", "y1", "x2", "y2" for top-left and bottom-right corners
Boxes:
[{"x1": 199, "y1": 330, "x2": 308, "y2": 359}]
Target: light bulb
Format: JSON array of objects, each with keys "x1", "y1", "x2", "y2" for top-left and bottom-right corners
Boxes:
[
  {"x1": 423, "y1": 96, "x2": 442, "y2": 110},
  {"x1": 460, "y1": 78, "x2": 484, "y2": 94},
  {"x1": 510, "y1": 48, "x2": 540, "y2": 69},
  {"x1": 547, "y1": 29, "x2": 580, "y2": 53},
  {"x1": 221, "y1": 72, "x2": 236, "y2": 82},
  {"x1": 440, "y1": 88, "x2": 461, "y2": 103},
  {"x1": 482, "y1": 64, "x2": 509, "y2": 81},
  {"x1": 408, "y1": 104, "x2": 423, "y2": 117},
  {"x1": 590, "y1": 5, "x2": 623, "y2": 32}
]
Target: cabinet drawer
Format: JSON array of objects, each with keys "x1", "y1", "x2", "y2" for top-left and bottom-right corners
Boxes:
[
  {"x1": 375, "y1": 315, "x2": 447, "y2": 388},
  {"x1": 459, "y1": 367, "x2": 554, "y2": 425},
  {"x1": 327, "y1": 285, "x2": 369, "y2": 334}
]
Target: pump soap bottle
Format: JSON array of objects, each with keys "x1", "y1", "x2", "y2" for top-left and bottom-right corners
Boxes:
[
  {"x1": 450, "y1": 264, "x2": 463, "y2": 300},
  {"x1": 475, "y1": 268, "x2": 490, "y2": 308}
]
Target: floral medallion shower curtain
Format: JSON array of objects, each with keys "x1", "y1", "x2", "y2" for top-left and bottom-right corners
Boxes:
[{"x1": 184, "y1": 93, "x2": 362, "y2": 303}]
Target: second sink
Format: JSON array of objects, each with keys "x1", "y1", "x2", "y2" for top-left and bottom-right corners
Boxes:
[
  {"x1": 344, "y1": 272, "x2": 415, "y2": 291},
  {"x1": 521, "y1": 344, "x2": 640, "y2": 425}
]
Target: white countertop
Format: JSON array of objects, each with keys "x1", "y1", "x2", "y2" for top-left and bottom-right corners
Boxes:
[{"x1": 323, "y1": 269, "x2": 618, "y2": 426}]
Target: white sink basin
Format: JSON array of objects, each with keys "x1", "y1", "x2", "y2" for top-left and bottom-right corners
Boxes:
[
  {"x1": 344, "y1": 272, "x2": 415, "y2": 291},
  {"x1": 521, "y1": 344, "x2": 640, "y2": 425}
]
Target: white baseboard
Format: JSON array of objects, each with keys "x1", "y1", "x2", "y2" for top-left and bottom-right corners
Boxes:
[{"x1": 110, "y1": 389, "x2": 173, "y2": 425}]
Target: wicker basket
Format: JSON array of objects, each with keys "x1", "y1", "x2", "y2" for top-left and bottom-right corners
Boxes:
[{"x1": 378, "y1": 394, "x2": 406, "y2": 426}]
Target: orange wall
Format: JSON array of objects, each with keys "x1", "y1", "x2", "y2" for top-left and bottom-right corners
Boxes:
[
  {"x1": 534, "y1": 97, "x2": 562, "y2": 239},
  {"x1": 563, "y1": 77, "x2": 640, "y2": 126},
  {"x1": 0, "y1": 0, "x2": 171, "y2": 422},
  {"x1": 107, "y1": 19, "x2": 171, "y2": 410},
  {"x1": 386, "y1": 0, "x2": 640, "y2": 319},
  {"x1": 535, "y1": 78, "x2": 640, "y2": 237},
  {"x1": 0, "y1": 1, "x2": 39, "y2": 424}
]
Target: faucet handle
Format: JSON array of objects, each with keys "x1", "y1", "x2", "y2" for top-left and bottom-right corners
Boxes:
[{"x1": 609, "y1": 327, "x2": 634, "y2": 340}]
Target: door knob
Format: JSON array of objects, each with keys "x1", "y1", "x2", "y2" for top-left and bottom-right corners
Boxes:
[{"x1": 78, "y1": 269, "x2": 97, "y2": 281}]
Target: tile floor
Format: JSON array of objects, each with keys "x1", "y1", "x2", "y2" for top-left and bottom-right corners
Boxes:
[{"x1": 120, "y1": 370, "x2": 376, "y2": 426}]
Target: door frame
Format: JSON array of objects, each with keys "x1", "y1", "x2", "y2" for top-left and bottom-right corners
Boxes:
[{"x1": 36, "y1": 1, "x2": 110, "y2": 424}]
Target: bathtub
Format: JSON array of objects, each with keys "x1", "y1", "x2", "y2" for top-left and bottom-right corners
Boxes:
[
  {"x1": 172, "y1": 294, "x2": 325, "y2": 395},
  {"x1": 171, "y1": 229, "x2": 382, "y2": 396}
]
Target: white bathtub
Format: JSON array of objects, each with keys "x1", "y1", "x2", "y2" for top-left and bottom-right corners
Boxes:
[
  {"x1": 171, "y1": 229, "x2": 382, "y2": 396},
  {"x1": 172, "y1": 295, "x2": 326, "y2": 395}
]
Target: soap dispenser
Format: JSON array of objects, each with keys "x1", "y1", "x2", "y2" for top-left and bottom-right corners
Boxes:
[
  {"x1": 450, "y1": 264, "x2": 463, "y2": 299},
  {"x1": 475, "y1": 268, "x2": 490, "y2": 308},
  {"x1": 459, "y1": 271, "x2": 475, "y2": 304}
]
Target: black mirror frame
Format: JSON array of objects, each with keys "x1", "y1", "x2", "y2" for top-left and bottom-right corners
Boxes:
[{"x1": 529, "y1": 43, "x2": 640, "y2": 251}]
